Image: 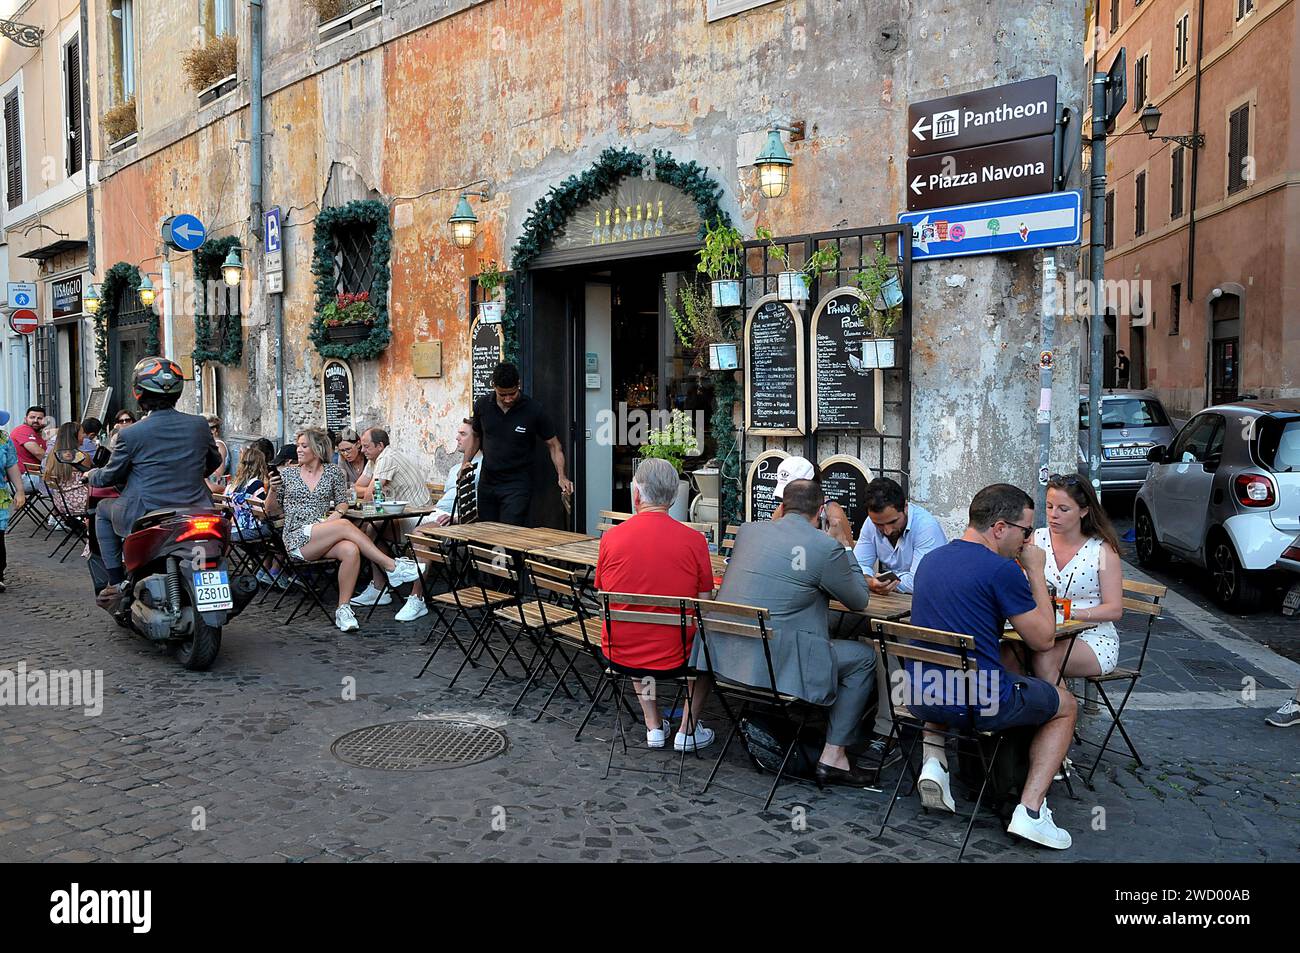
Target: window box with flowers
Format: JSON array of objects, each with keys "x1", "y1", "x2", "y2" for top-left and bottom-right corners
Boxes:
[
  {"x1": 322, "y1": 292, "x2": 376, "y2": 343},
  {"x1": 309, "y1": 199, "x2": 392, "y2": 360}
]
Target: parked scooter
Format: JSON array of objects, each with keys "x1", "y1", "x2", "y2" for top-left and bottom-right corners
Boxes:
[{"x1": 110, "y1": 509, "x2": 257, "y2": 670}]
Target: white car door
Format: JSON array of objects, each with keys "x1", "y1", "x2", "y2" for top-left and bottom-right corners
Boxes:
[{"x1": 1158, "y1": 413, "x2": 1225, "y2": 554}]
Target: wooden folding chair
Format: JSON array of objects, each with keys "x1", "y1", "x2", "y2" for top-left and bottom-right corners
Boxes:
[
  {"x1": 412, "y1": 536, "x2": 513, "y2": 682},
  {"x1": 693, "y1": 599, "x2": 830, "y2": 810},
  {"x1": 511, "y1": 559, "x2": 600, "y2": 720},
  {"x1": 718, "y1": 524, "x2": 741, "y2": 561},
  {"x1": 453, "y1": 467, "x2": 479, "y2": 523},
  {"x1": 595, "y1": 510, "x2": 634, "y2": 535},
  {"x1": 1074, "y1": 579, "x2": 1166, "y2": 788},
  {"x1": 870, "y1": 619, "x2": 1008, "y2": 861},
  {"x1": 12, "y1": 463, "x2": 57, "y2": 537}
]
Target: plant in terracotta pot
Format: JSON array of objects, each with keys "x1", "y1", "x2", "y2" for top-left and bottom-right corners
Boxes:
[
  {"x1": 322, "y1": 291, "x2": 377, "y2": 342},
  {"x1": 852, "y1": 249, "x2": 903, "y2": 368},
  {"x1": 756, "y1": 226, "x2": 840, "y2": 303},
  {"x1": 477, "y1": 260, "x2": 507, "y2": 323},
  {"x1": 696, "y1": 218, "x2": 745, "y2": 308}
]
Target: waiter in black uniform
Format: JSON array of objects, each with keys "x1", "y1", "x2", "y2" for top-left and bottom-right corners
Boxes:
[{"x1": 463, "y1": 362, "x2": 574, "y2": 525}]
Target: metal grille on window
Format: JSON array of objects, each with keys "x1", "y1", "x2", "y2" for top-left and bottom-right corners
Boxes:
[{"x1": 334, "y1": 223, "x2": 376, "y2": 294}]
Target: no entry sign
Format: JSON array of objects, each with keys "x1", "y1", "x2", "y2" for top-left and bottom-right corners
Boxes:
[{"x1": 9, "y1": 308, "x2": 38, "y2": 334}]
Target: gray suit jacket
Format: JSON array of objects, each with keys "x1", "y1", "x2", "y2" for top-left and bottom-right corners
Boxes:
[
  {"x1": 692, "y1": 515, "x2": 870, "y2": 706},
  {"x1": 91, "y1": 408, "x2": 222, "y2": 536}
]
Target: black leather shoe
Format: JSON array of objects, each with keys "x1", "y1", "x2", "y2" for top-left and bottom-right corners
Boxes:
[{"x1": 814, "y1": 761, "x2": 879, "y2": 788}]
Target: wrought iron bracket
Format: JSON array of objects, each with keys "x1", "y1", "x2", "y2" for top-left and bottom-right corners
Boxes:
[{"x1": 0, "y1": 18, "x2": 43, "y2": 48}]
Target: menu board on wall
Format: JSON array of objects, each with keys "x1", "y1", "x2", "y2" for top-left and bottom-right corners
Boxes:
[
  {"x1": 818, "y1": 454, "x2": 875, "y2": 538},
  {"x1": 744, "y1": 295, "x2": 804, "y2": 436},
  {"x1": 321, "y1": 358, "x2": 354, "y2": 440},
  {"x1": 471, "y1": 318, "x2": 504, "y2": 406},
  {"x1": 811, "y1": 287, "x2": 884, "y2": 432},
  {"x1": 745, "y1": 449, "x2": 789, "y2": 523}
]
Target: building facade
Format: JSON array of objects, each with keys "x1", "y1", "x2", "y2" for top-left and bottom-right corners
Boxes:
[
  {"x1": 1086, "y1": 0, "x2": 1297, "y2": 419},
  {"x1": 50, "y1": 0, "x2": 1085, "y2": 535}
]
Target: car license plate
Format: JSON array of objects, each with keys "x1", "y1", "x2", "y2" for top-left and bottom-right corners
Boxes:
[
  {"x1": 194, "y1": 570, "x2": 233, "y2": 611},
  {"x1": 1103, "y1": 445, "x2": 1149, "y2": 460},
  {"x1": 1284, "y1": 584, "x2": 1300, "y2": 615}
]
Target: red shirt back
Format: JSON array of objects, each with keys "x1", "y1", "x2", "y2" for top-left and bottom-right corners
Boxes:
[
  {"x1": 594, "y1": 512, "x2": 714, "y2": 671},
  {"x1": 11, "y1": 424, "x2": 44, "y2": 471}
]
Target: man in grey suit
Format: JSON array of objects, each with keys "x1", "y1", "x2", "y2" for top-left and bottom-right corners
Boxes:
[
  {"x1": 89, "y1": 358, "x2": 221, "y2": 609},
  {"x1": 693, "y1": 479, "x2": 877, "y2": 786}
]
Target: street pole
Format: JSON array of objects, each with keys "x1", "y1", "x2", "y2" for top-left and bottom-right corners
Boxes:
[
  {"x1": 1036, "y1": 251, "x2": 1057, "y2": 523},
  {"x1": 1088, "y1": 71, "x2": 1107, "y2": 492}
]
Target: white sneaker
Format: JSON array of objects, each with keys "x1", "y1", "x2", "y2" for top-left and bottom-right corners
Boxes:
[
  {"x1": 386, "y1": 557, "x2": 420, "y2": 587},
  {"x1": 395, "y1": 594, "x2": 429, "y2": 623},
  {"x1": 349, "y1": 584, "x2": 392, "y2": 607},
  {"x1": 334, "y1": 605, "x2": 359, "y2": 633},
  {"x1": 646, "y1": 719, "x2": 670, "y2": 749},
  {"x1": 1007, "y1": 797, "x2": 1072, "y2": 850},
  {"x1": 918, "y1": 757, "x2": 956, "y2": 813},
  {"x1": 673, "y1": 723, "x2": 715, "y2": 752}
]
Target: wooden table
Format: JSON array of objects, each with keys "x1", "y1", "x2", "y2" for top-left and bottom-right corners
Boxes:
[
  {"x1": 409, "y1": 521, "x2": 594, "y2": 553},
  {"x1": 528, "y1": 537, "x2": 729, "y2": 577},
  {"x1": 830, "y1": 591, "x2": 914, "y2": 622}
]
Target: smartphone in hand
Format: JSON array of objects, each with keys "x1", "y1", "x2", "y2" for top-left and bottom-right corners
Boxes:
[{"x1": 875, "y1": 570, "x2": 900, "y2": 584}]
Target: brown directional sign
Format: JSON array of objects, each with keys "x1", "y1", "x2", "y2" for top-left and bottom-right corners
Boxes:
[
  {"x1": 905, "y1": 135, "x2": 1054, "y2": 212},
  {"x1": 908, "y1": 76, "x2": 1058, "y2": 157}
]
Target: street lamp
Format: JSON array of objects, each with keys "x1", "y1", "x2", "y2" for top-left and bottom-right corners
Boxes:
[
  {"x1": 753, "y1": 121, "x2": 804, "y2": 198},
  {"x1": 137, "y1": 273, "x2": 156, "y2": 307},
  {"x1": 448, "y1": 190, "x2": 490, "y2": 248},
  {"x1": 1137, "y1": 103, "x2": 1205, "y2": 149},
  {"x1": 221, "y1": 246, "x2": 243, "y2": 286},
  {"x1": 83, "y1": 283, "x2": 101, "y2": 315}
]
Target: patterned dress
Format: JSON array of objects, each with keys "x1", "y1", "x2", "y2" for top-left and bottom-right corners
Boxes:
[
  {"x1": 280, "y1": 464, "x2": 350, "y2": 554},
  {"x1": 1033, "y1": 528, "x2": 1120, "y2": 675}
]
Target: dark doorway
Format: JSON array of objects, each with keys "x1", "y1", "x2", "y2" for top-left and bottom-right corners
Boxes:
[
  {"x1": 1210, "y1": 292, "x2": 1241, "y2": 405},
  {"x1": 1103, "y1": 311, "x2": 1117, "y2": 388},
  {"x1": 109, "y1": 301, "x2": 152, "y2": 419},
  {"x1": 1129, "y1": 324, "x2": 1146, "y2": 389}
]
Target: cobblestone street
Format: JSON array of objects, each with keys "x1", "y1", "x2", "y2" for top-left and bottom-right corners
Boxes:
[{"x1": 2, "y1": 529, "x2": 1296, "y2": 863}]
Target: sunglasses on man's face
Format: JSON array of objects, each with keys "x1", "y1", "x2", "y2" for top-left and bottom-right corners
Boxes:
[{"x1": 1002, "y1": 520, "x2": 1034, "y2": 541}]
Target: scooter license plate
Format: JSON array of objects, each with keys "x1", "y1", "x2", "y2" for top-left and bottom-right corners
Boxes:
[{"x1": 194, "y1": 570, "x2": 233, "y2": 611}]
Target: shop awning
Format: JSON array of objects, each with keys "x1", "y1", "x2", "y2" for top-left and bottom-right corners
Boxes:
[{"x1": 19, "y1": 239, "x2": 88, "y2": 262}]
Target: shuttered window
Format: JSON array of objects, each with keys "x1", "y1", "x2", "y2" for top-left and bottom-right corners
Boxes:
[
  {"x1": 1133, "y1": 55, "x2": 1148, "y2": 112},
  {"x1": 4, "y1": 91, "x2": 21, "y2": 210},
  {"x1": 1170, "y1": 284, "x2": 1181, "y2": 336},
  {"x1": 1175, "y1": 13, "x2": 1191, "y2": 72},
  {"x1": 1227, "y1": 104, "x2": 1249, "y2": 194},
  {"x1": 1170, "y1": 145, "x2": 1185, "y2": 219},
  {"x1": 1104, "y1": 190, "x2": 1115, "y2": 250},
  {"x1": 1135, "y1": 171, "x2": 1147, "y2": 237},
  {"x1": 65, "y1": 39, "x2": 83, "y2": 177}
]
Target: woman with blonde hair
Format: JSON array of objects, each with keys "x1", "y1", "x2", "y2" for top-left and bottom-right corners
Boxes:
[
  {"x1": 271, "y1": 428, "x2": 419, "y2": 632},
  {"x1": 42, "y1": 422, "x2": 90, "y2": 517}
]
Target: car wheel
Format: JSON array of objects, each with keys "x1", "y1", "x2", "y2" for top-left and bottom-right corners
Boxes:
[
  {"x1": 1208, "y1": 533, "x2": 1265, "y2": 614},
  {"x1": 1134, "y1": 505, "x2": 1169, "y2": 568}
]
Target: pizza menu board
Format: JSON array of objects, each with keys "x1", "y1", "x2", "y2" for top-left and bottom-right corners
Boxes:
[
  {"x1": 471, "y1": 318, "x2": 504, "y2": 406},
  {"x1": 811, "y1": 287, "x2": 884, "y2": 432},
  {"x1": 320, "y1": 359, "x2": 354, "y2": 440},
  {"x1": 818, "y1": 454, "x2": 874, "y2": 538},
  {"x1": 745, "y1": 449, "x2": 789, "y2": 523},
  {"x1": 744, "y1": 295, "x2": 805, "y2": 436}
]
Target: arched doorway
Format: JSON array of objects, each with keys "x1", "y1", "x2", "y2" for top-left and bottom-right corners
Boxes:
[{"x1": 1210, "y1": 291, "x2": 1241, "y2": 405}]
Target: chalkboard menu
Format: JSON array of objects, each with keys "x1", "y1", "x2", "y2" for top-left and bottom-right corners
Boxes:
[
  {"x1": 811, "y1": 287, "x2": 884, "y2": 432},
  {"x1": 745, "y1": 449, "x2": 789, "y2": 523},
  {"x1": 744, "y1": 295, "x2": 804, "y2": 436},
  {"x1": 818, "y1": 454, "x2": 874, "y2": 538},
  {"x1": 320, "y1": 358, "x2": 354, "y2": 440},
  {"x1": 471, "y1": 318, "x2": 504, "y2": 406}
]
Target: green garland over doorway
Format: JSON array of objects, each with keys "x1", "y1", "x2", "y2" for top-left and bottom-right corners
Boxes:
[
  {"x1": 192, "y1": 235, "x2": 244, "y2": 366},
  {"x1": 94, "y1": 262, "x2": 156, "y2": 386}
]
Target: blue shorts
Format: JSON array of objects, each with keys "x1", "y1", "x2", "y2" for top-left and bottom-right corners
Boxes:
[{"x1": 910, "y1": 673, "x2": 1061, "y2": 732}]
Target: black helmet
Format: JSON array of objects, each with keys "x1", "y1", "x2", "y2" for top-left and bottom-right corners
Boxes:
[{"x1": 131, "y1": 357, "x2": 185, "y2": 400}]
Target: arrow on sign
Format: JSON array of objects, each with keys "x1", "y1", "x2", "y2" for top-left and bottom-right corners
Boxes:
[
  {"x1": 911, "y1": 115, "x2": 930, "y2": 141},
  {"x1": 174, "y1": 221, "x2": 201, "y2": 242},
  {"x1": 910, "y1": 175, "x2": 925, "y2": 196}
]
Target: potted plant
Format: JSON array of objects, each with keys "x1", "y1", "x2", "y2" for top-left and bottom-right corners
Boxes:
[
  {"x1": 696, "y1": 218, "x2": 745, "y2": 308},
  {"x1": 477, "y1": 260, "x2": 507, "y2": 323},
  {"x1": 639, "y1": 409, "x2": 701, "y2": 520},
  {"x1": 322, "y1": 291, "x2": 377, "y2": 343},
  {"x1": 756, "y1": 227, "x2": 841, "y2": 303},
  {"x1": 669, "y1": 282, "x2": 734, "y2": 368},
  {"x1": 853, "y1": 249, "x2": 903, "y2": 368}
]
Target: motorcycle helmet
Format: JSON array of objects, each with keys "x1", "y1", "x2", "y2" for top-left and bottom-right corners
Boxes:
[{"x1": 131, "y1": 357, "x2": 185, "y2": 400}]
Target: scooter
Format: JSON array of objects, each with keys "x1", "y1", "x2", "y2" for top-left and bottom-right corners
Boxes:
[{"x1": 112, "y1": 509, "x2": 258, "y2": 670}]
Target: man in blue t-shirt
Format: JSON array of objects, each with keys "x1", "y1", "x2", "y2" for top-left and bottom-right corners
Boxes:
[{"x1": 905, "y1": 484, "x2": 1077, "y2": 850}]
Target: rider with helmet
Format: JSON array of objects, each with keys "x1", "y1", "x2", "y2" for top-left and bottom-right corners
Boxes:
[{"x1": 89, "y1": 357, "x2": 222, "y2": 610}]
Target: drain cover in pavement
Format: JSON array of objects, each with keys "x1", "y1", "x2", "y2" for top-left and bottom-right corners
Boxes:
[{"x1": 331, "y1": 719, "x2": 507, "y2": 771}]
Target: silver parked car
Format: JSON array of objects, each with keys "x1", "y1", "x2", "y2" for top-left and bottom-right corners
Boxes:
[
  {"x1": 1077, "y1": 390, "x2": 1179, "y2": 491},
  {"x1": 1135, "y1": 398, "x2": 1300, "y2": 612}
]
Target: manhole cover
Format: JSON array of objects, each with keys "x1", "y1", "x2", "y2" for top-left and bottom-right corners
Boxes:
[{"x1": 331, "y1": 720, "x2": 507, "y2": 771}]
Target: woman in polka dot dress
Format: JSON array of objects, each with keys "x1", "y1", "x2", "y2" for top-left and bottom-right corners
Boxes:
[{"x1": 1030, "y1": 474, "x2": 1125, "y2": 680}]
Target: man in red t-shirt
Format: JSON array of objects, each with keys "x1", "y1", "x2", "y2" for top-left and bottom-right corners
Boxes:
[
  {"x1": 594, "y1": 457, "x2": 717, "y2": 752},
  {"x1": 10, "y1": 406, "x2": 47, "y2": 491}
]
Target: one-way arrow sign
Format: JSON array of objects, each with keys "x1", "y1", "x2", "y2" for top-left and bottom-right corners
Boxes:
[{"x1": 899, "y1": 191, "x2": 1082, "y2": 260}]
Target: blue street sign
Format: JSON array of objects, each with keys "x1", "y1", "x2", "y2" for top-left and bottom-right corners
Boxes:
[
  {"x1": 166, "y1": 213, "x2": 207, "y2": 252},
  {"x1": 899, "y1": 190, "x2": 1082, "y2": 261},
  {"x1": 264, "y1": 207, "x2": 282, "y2": 254}
]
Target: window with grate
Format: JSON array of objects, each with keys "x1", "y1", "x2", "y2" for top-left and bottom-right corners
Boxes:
[
  {"x1": 334, "y1": 223, "x2": 377, "y2": 294},
  {"x1": 1227, "y1": 104, "x2": 1250, "y2": 194},
  {"x1": 1104, "y1": 190, "x2": 1115, "y2": 249},
  {"x1": 1135, "y1": 172, "x2": 1147, "y2": 237},
  {"x1": 1170, "y1": 146, "x2": 1185, "y2": 219},
  {"x1": 64, "y1": 38, "x2": 83, "y2": 177},
  {"x1": 1169, "y1": 283, "x2": 1180, "y2": 335},
  {"x1": 4, "y1": 91, "x2": 21, "y2": 210},
  {"x1": 1133, "y1": 54, "x2": 1148, "y2": 113},
  {"x1": 1175, "y1": 13, "x2": 1190, "y2": 72}
]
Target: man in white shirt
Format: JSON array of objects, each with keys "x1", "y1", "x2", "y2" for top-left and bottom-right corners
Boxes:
[
  {"x1": 852, "y1": 476, "x2": 948, "y2": 768},
  {"x1": 432, "y1": 418, "x2": 482, "y2": 526}
]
